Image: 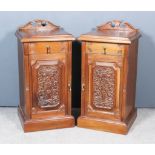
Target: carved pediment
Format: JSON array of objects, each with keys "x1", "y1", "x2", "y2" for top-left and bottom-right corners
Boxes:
[
  {"x1": 97, "y1": 20, "x2": 137, "y2": 32},
  {"x1": 19, "y1": 19, "x2": 60, "y2": 32}
]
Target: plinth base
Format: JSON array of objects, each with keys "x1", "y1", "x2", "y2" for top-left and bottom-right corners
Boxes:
[
  {"x1": 77, "y1": 109, "x2": 137, "y2": 134},
  {"x1": 18, "y1": 107, "x2": 75, "y2": 132}
]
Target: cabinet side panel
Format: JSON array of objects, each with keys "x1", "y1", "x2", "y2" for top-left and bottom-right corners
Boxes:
[
  {"x1": 67, "y1": 41, "x2": 72, "y2": 115},
  {"x1": 17, "y1": 40, "x2": 25, "y2": 113},
  {"x1": 81, "y1": 42, "x2": 86, "y2": 116},
  {"x1": 18, "y1": 41, "x2": 31, "y2": 119},
  {"x1": 125, "y1": 40, "x2": 138, "y2": 118}
]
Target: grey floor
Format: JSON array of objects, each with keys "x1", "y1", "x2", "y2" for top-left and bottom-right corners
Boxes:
[{"x1": 0, "y1": 107, "x2": 155, "y2": 144}]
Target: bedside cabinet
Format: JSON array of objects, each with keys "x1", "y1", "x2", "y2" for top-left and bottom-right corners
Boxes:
[
  {"x1": 16, "y1": 19, "x2": 75, "y2": 132},
  {"x1": 77, "y1": 20, "x2": 141, "y2": 134}
]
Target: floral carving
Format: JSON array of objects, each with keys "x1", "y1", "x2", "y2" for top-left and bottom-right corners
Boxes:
[
  {"x1": 37, "y1": 65, "x2": 61, "y2": 108},
  {"x1": 92, "y1": 65, "x2": 115, "y2": 110}
]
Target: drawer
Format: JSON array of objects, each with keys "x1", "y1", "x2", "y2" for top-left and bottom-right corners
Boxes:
[
  {"x1": 29, "y1": 42, "x2": 68, "y2": 54},
  {"x1": 86, "y1": 42, "x2": 124, "y2": 56}
]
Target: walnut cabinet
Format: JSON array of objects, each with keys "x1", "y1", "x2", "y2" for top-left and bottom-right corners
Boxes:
[
  {"x1": 16, "y1": 20, "x2": 75, "y2": 132},
  {"x1": 77, "y1": 20, "x2": 141, "y2": 134}
]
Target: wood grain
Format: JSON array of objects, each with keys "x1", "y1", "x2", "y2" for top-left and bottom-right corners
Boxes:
[
  {"x1": 78, "y1": 20, "x2": 140, "y2": 134},
  {"x1": 16, "y1": 19, "x2": 75, "y2": 132}
]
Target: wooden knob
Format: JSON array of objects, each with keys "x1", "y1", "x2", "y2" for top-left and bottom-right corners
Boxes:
[
  {"x1": 82, "y1": 83, "x2": 85, "y2": 91},
  {"x1": 46, "y1": 46, "x2": 51, "y2": 54},
  {"x1": 104, "y1": 48, "x2": 106, "y2": 55},
  {"x1": 68, "y1": 83, "x2": 72, "y2": 92}
]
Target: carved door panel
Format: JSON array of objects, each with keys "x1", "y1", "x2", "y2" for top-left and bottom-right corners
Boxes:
[
  {"x1": 30, "y1": 53, "x2": 67, "y2": 119},
  {"x1": 84, "y1": 53, "x2": 123, "y2": 120}
]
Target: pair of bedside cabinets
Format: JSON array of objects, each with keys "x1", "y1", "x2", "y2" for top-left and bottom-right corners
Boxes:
[{"x1": 16, "y1": 19, "x2": 141, "y2": 134}]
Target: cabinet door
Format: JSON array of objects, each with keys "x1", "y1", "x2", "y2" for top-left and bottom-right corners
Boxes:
[
  {"x1": 82, "y1": 47, "x2": 124, "y2": 121},
  {"x1": 29, "y1": 53, "x2": 68, "y2": 119}
]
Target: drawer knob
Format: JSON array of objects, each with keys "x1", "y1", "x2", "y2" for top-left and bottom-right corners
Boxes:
[
  {"x1": 46, "y1": 46, "x2": 51, "y2": 54},
  {"x1": 103, "y1": 48, "x2": 106, "y2": 55}
]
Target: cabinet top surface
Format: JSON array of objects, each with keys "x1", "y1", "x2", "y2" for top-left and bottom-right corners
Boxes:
[
  {"x1": 78, "y1": 20, "x2": 141, "y2": 44},
  {"x1": 16, "y1": 19, "x2": 75, "y2": 42}
]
